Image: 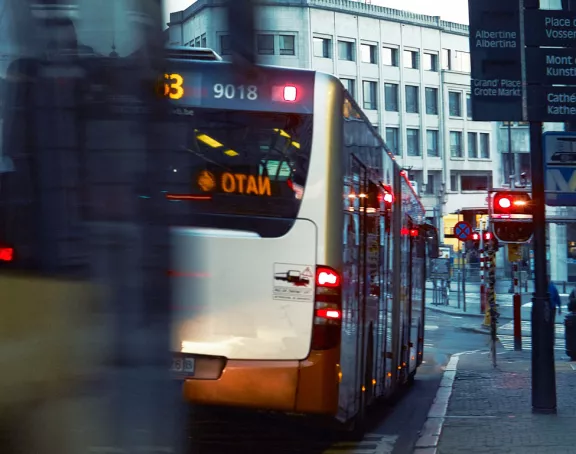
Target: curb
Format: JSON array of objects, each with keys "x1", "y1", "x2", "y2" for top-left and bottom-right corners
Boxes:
[
  {"x1": 427, "y1": 305, "x2": 513, "y2": 321},
  {"x1": 413, "y1": 354, "x2": 460, "y2": 454},
  {"x1": 458, "y1": 325, "x2": 565, "y2": 339}
]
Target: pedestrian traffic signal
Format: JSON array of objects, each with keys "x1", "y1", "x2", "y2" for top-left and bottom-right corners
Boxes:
[{"x1": 493, "y1": 221, "x2": 533, "y2": 243}]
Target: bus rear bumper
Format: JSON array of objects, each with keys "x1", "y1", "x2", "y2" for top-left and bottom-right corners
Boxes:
[{"x1": 182, "y1": 348, "x2": 340, "y2": 415}]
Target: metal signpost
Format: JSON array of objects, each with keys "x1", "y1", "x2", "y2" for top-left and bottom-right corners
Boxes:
[
  {"x1": 454, "y1": 221, "x2": 472, "y2": 312},
  {"x1": 468, "y1": 0, "x2": 558, "y2": 413}
]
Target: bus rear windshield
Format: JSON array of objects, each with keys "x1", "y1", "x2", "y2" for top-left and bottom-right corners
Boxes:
[{"x1": 161, "y1": 109, "x2": 313, "y2": 221}]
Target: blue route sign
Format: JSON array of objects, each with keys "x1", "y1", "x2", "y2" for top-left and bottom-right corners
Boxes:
[
  {"x1": 454, "y1": 221, "x2": 472, "y2": 241},
  {"x1": 543, "y1": 132, "x2": 576, "y2": 206}
]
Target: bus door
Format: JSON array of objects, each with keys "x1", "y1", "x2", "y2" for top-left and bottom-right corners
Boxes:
[
  {"x1": 350, "y1": 157, "x2": 384, "y2": 408},
  {"x1": 399, "y1": 215, "x2": 411, "y2": 383},
  {"x1": 364, "y1": 180, "x2": 382, "y2": 402},
  {"x1": 407, "y1": 219, "x2": 422, "y2": 374}
]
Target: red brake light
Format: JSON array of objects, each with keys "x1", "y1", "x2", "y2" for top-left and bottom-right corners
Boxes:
[
  {"x1": 0, "y1": 247, "x2": 14, "y2": 262},
  {"x1": 315, "y1": 308, "x2": 342, "y2": 320},
  {"x1": 472, "y1": 233, "x2": 480, "y2": 241},
  {"x1": 410, "y1": 229, "x2": 418, "y2": 237},
  {"x1": 401, "y1": 227, "x2": 409, "y2": 236},
  {"x1": 484, "y1": 232, "x2": 492, "y2": 241},
  {"x1": 383, "y1": 193, "x2": 393, "y2": 204},
  {"x1": 316, "y1": 267, "x2": 340, "y2": 287},
  {"x1": 283, "y1": 85, "x2": 297, "y2": 102}
]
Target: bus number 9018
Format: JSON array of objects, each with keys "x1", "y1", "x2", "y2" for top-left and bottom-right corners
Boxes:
[{"x1": 213, "y1": 84, "x2": 258, "y2": 101}]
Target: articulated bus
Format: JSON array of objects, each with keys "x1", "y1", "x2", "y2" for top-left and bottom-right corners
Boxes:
[{"x1": 164, "y1": 48, "x2": 439, "y2": 427}]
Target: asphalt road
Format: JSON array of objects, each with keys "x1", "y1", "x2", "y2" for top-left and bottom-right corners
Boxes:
[{"x1": 185, "y1": 311, "x2": 488, "y2": 454}]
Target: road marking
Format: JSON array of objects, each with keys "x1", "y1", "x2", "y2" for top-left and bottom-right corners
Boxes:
[
  {"x1": 499, "y1": 320, "x2": 564, "y2": 334},
  {"x1": 323, "y1": 435, "x2": 398, "y2": 454},
  {"x1": 449, "y1": 316, "x2": 463, "y2": 319},
  {"x1": 413, "y1": 353, "x2": 461, "y2": 454},
  {"x1": 497, "y1": 335, "x2": 565, "y2": 352},
  {"x1": 425, "y1": 325, "x2": 439, "y2": 331}
]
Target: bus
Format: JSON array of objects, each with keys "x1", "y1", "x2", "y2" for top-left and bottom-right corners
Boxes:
[{"x1": 165, "y1": 47, "x2": 439, "y2": 428}]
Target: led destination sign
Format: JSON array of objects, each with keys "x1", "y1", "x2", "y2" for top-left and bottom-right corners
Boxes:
[{"x1": 158, "y1": 62, "x2": 315, "y2": 114}]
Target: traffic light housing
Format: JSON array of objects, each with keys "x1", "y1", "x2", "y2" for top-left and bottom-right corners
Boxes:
[
  {"x1": 493, "y1": 221, "x2": 533, "y2": 243},
  {"x1": 490, "y1": 190, "x2": 533, "y2": 244}
]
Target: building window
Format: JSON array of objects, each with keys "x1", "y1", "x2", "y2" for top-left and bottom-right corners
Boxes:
[
  {"x1": 195, "y1": 37, "x2": 201, "y2": 47},
  {"x1": 201, "y1": 33, "x2": 207, "y2": 48},
  {"x1": 423, "y1": 52, "x2": 438, "y2": 71},
  {"x1": 338, "y1": 40, "x2": 355, "y2": 61},
  {"x1": 384, "y1": 83, "x2": 399, "y2": 112},
  {"x1": 453, "y1": 51, "x2": 471, "y2": 72},
  {"x1": 468, "y1": 132, "x2": 478, "y2": 158},
  {"x1": 361, "y1": 43, "x2": 377, "y2": 64},
  {"x1": 426, "y1": 174, "x2": 436, "y2": 194},
  {"x1": 257, "y1": 34, "x2": 274, "y2": 55},
  {"x1": 386, "y1": 127, "x2": 400, "y2": 155},
  {"x1": 450, "y1": 173, "x2": 458, "y2": 191},
  {"x1": 450, "y1": 131, "x2": 463, "y2": 158},
  {"x1": 189, "y1": 40, "x2": 194, "y2": 48},
  {"x1": 442, "y1": 48, "x2": 451, "y2": 70},
  {"x1": 425, "y1": 87, "x2": 438, "y2": 115},
  {"x1": 461, "y1": 174, "x2": 492, "y2": 191},
  {"x1": 480, "y1": 133, "x2": 490, "y2": 158},
  {"x1": 407, "y1": 129, "x2": 420, "y2": 157},
  {"x1": 279, "y1": 35, "x2": 295, "y2": 55},
  {"x1": 405, "y1": 85, "x2": 419, "y2": 114},
  {"x1": 313, "y1": 37, "x2": 331, "y2": 58},
  {"x1": 449, "y1": 91, "x2": 462, "y2": 117},
  {"x1": 383, "y1": 47, "x2": 399, "y2": 66},
  {"x1": 466, "y1": 93, "x2": 472, "y2": 119},
  {"x1": 341, "y1": 78, "x2": 355, "y2": 98},
  {"x1": 404, "y1": 50, "x2": 419, "y2": 69},
  {"x1": 363, "y1": 81, "x2": 377, "y2": 110},
  {"x1": 220, "y1": 35, "x2": 230, "y2": 55},
  {"x1": 427, "y1": 130, "x2": 439, "y2": 157}
]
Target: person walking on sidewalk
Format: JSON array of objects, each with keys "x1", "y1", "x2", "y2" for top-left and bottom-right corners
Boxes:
[
  {"x1": 569, "y1": 286, "x2": 576, "y2": 313},
  {"x1": 548, "y1": 277, "x2": 562, "y2": 316}
]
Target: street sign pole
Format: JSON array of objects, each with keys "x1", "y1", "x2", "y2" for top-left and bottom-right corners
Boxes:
[{"x1": 530, "y1": 121, "x2": 557, "y2": 414}]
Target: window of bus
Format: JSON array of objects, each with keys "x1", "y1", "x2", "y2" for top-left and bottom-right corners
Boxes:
[{"x1": 160, "y1": 109, "x2": 314, "y2": 237}]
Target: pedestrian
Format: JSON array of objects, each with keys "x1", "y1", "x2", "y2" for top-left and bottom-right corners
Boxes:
[
  {"x1": 569, "y1": 286, "x2": 576, "y2": 313},
  {"x1": 548, "y1": 276, "x2": 562, "y2": 315}
]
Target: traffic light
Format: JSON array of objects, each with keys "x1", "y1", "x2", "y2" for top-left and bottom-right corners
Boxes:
[
  {"x1": 483, "y1": 230, "x2": 500, "y2": 252},
  {"x1": 381, "y1": 184, "x2": 394, "y2": 233},
  {"x1": 492, "y1": 191, "x2": 532, "y2": 219},
  {"x1": 490, "y1": 190, "x2": 533, "y2": 244}
]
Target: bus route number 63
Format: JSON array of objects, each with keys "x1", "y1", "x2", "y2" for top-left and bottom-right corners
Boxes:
[{"x1": 213, "y1": 84, "x2": 258, "y2": 100}]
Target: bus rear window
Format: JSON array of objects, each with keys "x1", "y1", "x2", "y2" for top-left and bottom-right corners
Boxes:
[{"x1": 160, "y1": 109, "x2": 313, "y2": 221}]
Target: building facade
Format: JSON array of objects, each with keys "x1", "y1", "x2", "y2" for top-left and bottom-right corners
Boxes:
[{"x1": 168, "y1": 0, "x2": 503, "y2": 250}]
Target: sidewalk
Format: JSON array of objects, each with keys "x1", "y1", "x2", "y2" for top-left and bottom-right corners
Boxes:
[
  {"x1": 415, "y1": 350, "x2": 576, "y2": 453},
  {"x1": 427, "y1": 291, "x2": 570, "y2": 321}
]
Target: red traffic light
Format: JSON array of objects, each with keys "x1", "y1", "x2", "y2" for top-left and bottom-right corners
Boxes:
[
  {"x1": 484, "y1": 231, "x2": 492, "y2": 241},
  {"x1": 497, "y1": 197, "x2": 511, "y2": 209},
  {"x1": 492, "y1": 191, "x2": 532, "y2": 218},
  {"x1": 471, "y1": 232, "x2": 480, "y2": 241}
]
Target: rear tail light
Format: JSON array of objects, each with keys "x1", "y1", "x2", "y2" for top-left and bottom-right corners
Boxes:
[
  {"x1": 311, "y1": 265, "x2": 342, "y2": 351},
  {"x1": 283, "y1": 85, "x2": 297, "y2": 101},
  {"x1": 0, "y1": 246, "x2": 14, "y2": 262}
]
